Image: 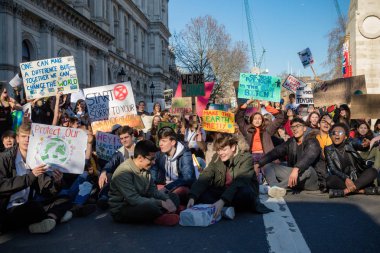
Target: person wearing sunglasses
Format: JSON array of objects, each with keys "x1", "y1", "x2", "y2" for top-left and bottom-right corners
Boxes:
[
  {"x1": 258, "y1": 118, "x2": 320, "y2": 198},
  {"x1": 325, "y1": 123, "x2": 379, "y2": 198},
  {"x1": 109, "y1": 140, "x2": 180, "y2": 226}
]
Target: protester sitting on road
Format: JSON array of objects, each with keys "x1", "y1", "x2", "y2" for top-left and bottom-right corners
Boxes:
[
  {"x1": 97, "y1": 126, "x2": 136, "y2": 209},
  {"x1": 184, "y1": 115, "x2": 206, "y2": 150},
  {"x1": 187, "y1": 133, "x2": 272, "y2": 220},
  {"x1": 258, "y1": 118, "x2": 320, "y2": 198},
  {"x1": 151, "y1": 102, "x2": 162, "y2": 116},
  {"x1": 1, "y1": 130, "x2": 16, "y2": 152},
  {"x1": 151, "y1": 127, "x2": 196, "y2": 204},
  {"x1": 236, "y1": 99, "x2": 286, "y2": 182},
  {"x1": 325, "y1": 123, "x2": 379, "y2": 198},
  {"x1": 0, "y1": 123, "x2": 72, "y2": 234},
  {"x1": 109, "y1": 140, "x2": 180, "y2": 226}
]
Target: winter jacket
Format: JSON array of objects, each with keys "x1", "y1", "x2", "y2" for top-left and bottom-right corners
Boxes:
[
  {"x1": 108, "y1": 158, "x2": 169, "y2": 215},
  {"x1": 189, "y1": 149, "x2": 258, "y2": 204},
  {"x1": 259, "y1": 135, "x2": 321, "y2": 173},
  {"x1": 102, "y1": 146, "x2": 130, "y2": 174},
  {"x1": 236, "y1": 105, "x2": 286, "y2": 154},
  {"x1": 150, "y1": 142, "x2": 196, "y2": 191},
  {"x1": 0, "y1": 146, "x2": 59, "y2": 216},
  {"x1": 324, "y1": 142, "x2": 370, "y2": 181}
]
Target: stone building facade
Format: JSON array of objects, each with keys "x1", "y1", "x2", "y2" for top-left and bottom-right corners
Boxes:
[
  {"x1": 346, "y1": 0, "x2": 380, "y2": 94},
  {"x1": 0, "y1": 0, "x2": 179, "y2": 101}
]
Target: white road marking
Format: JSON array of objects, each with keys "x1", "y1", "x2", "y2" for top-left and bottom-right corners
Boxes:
[{"x1": 260, "y1": 195, "x2": 311, "y2": 253}]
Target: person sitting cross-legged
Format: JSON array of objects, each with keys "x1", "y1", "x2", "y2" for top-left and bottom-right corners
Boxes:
[
  {"x1": 109, "y1": 140, "x2": 180, "y2": 226},
  {"x1": 325, "y1": 123, "x2": 379, "y2": 198},
  {"x1": 258, "y1": 118, "x2": 320, "y2": 198}
]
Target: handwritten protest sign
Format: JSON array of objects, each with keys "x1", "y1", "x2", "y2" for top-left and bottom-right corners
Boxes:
[
  {"x1": 9, "y1": 73, "x2": 23, "y2": 88},
  {"x1": 181, "y1": 74, "x2": 205, "y2": 97},
  {"x1": 296, "y1": 86, "x2": 314, "y2": 104},
  {"x1": 26, "y1": 123, "x2": 87, "y2": 174},
  {"x1": 22, "y1": 103, "x2": 32, "y2": 119},
  {"x1": 91, "y1": 115, "x2": 144, "y2": 134},
  {"x1": 282, "y1": 75, "x2": 307, "y2": 93},
  {"x1": 83, "y1": 82, "x2": 137, "y2": 122},
  {"x1": 95, "y1": 131, "x2": 122, "y2": 161},
  {"x1": 237, "y1": 73, "x2": 281, "y2": 102},
  {"x1": 202, "y1": 110, "x2": 235, "y2": 133},
  {"x1": 298, "y1": 48, "x2": 314, "y2": 68},
  {"x1": 141, "y1": 115, "x2": 154, "y2": 133},
  {"x1": 158, "y1": 121, "x2": 178, "y2": 133},
  {"x1": 20, "y1": 56, "x2": 79, "y2": 100},
  {"x1": 171, "y1": 97, "x2": 192, "y2": 115},
  {"x1": 164, "y1": 89, "x2": 173, "y2": 108}
]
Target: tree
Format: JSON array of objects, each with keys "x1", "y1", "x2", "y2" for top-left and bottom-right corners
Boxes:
[{"x1": 172, "y1": 15, "x2": 248, "y2": 84}]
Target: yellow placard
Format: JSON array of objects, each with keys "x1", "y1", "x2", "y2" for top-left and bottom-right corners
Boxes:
[
  {"x1": 91, "y1": 115, "x2": 144, "y2": 134},
  {"x1": 202, "y1": 110, "x2": 235, "y2": 133}
]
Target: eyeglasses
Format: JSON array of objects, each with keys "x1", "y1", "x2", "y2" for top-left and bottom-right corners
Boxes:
[
  {"x1": 144, "y1": 156, "x2": 155, "y2": 162},
  {"x1": 330, "y1": 130, "x2": 345, "y2": 136},
  {"x1": 290, "y1": 124, "x2": 304, "y2": 131}
]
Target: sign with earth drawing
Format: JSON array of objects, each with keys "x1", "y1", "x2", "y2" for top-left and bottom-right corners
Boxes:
[
  {"x1": 26, "y1": 123, "x2": 88, "y2": 174},
  {"x1": 237, "y1": 73, "x2": 281, "y2": 102}
]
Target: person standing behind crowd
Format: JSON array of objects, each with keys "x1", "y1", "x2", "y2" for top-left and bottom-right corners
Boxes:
[
  {"x1": 1, "y1": 130, "x2": 16, "y2": 152},
  {"x1": 184, "y1": 115, "x2": 206, "y2": 150},
  {"x1": 151, "y1": 102, "x2": 162, "y2": 116},
  {"x1": 137, "y1": 101, "x2": 149, "y2": 116},
  {"x1": 325, "y1": 123, "x2": 379, "y2": 198},
  {"x1": 0, "y1": 83, "x2": 22, "y2": 140}
]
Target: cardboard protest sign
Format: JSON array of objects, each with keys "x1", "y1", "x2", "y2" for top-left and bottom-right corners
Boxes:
[
  {"x1": 26, "y1": 123, "x2": 87, "y2": 174},
  {"x1": 202, "y1": 110, "x2": 235, "y2": 134},
  {"x1": 296, "y1": 86, "x2": 314, "y2": 104},
  {"x1": 9, "y1": 73, "x2": 23, "y2": 88},
  {"x1": 158, "y1": 121, "x2": 178, "y2": 133},
  {"x1": 298, "y1": 48, "x2": 314, "y2": 68},
  {"x1": 141, "y1": 115, "x2": 154, "y2": 133},
  {"x1": 282, "y1": 75, "x2": 307, "y2": 93},
  {"x1": 350, "y1": 95, "x2": 380, "y2": 119},
  {"x1": 91, "y1": 115, "x2": 144, "y2": 134},
  {"x1": 20, "y1": 56, "x2": 79, "y2": 100},
  {"x1": 181, "y1": 74, "x2": 205, "y2": 97},
  {"x1": 171, "y1": 97, "x2": 192, "y2": 115},
  {"x1": 237, "y1": 73, "x2": 281, "y2": 102},
  {"x1": 83, "y1": 82, "x2": 137, "y2": 122},
  {"x1": 313, "y1": 75, "x2": 366, "y2": 107},
  {"x1": 164, "y1": 89, "x2": 173, "y2": 108},
  {"x1": 95, "y1": 131, "x2": 122, "y2": 161}
]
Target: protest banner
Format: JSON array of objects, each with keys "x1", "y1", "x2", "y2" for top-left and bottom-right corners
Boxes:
[
  {"x1": 171, "y1": 97, "x2": 192, "y2": 115},
  {"x1": 296, "y1": 86, "x2": 314, "y2": 104},
  {"x1": 282, "y1": 75, "x2": 307, "y2": 93},
  {"x1": 164, "y1": 89, "x2": 173, "y2": 109},
  {"x1": 196, "y1": 81, "x2": 215, "y2": 117},
  {"x1": 237, "y1": 73, "x2": 281, "y2": 102},
  {"x1": 342, "y1": 37, "x2": 352, "y2": 78},
  {"x1": 91, "y1": 115, "x2": 144, "y2": 134},
  {"x1": 350, "y1": 95, "x2": 380, "y2": 119},
  {"x1": 208, "y1": 103, "x2": 230, "y2": 111},
  {"x1": 20, "y1": 56, "x2": 79, "y2": 100},
  {"x1": 298, "y1": 48, "x2": 314, "y2": 68},
  {"x1": 95, "y1": 131, "x2": 122, "y2": 161},
  {"x1": 181, "y1": 74, "x2": 205, "y2": 97},
  {"x1": 313, "y1": 75, "x2": 366, "y2": 107},
  {"x1": 158, "y1": 121, "x2": 178, "y2": 133},
  {"x1": 83, "y1": 82, "x2": 137, "y2": 122},
  {"x1": 141, "y1": 115, "x2": 154, "y2": 133},
  {"x1": 26, "y1": 123, "x2": 87, "y2": 174},
  {"x1": 202, "y1": 110, "x2": 235, "y2": 134}
]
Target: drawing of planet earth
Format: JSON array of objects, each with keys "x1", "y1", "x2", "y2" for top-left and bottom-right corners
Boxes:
[{"x1": 39, "y1": 137, "x2": 69, "y2": 164}]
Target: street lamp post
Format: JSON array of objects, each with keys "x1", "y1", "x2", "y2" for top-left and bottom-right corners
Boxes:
[{"x1": 149, "y1": 82, "x2": 155, "y2": 103}]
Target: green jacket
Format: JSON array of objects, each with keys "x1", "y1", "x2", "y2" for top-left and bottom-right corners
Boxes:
[
  {"x1": 109, "y1": 158, "x2": 169, "y2": 215},
  {"x1": 189, "y1": 150, "x2": 258, "y2": 204}
]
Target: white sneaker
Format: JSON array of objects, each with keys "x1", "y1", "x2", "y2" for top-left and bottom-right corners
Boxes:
[
  {"x1": 29, "y1": 218, "x2": 56, "y2": 234},
  {"x1": 268, "y1": 186, "x2": 287, "y2": 198},
  {"x1": 221, "y1": 207, "x2": 235, "y2": 220},
  {"x1": 60, "y1": 211, "x2": 73, "y2": 223},
  {"x1": 259, "y1": 185, "x2": 270, "y2": 194}
]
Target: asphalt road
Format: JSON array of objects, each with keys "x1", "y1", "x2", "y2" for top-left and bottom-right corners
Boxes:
[{"x1": 1, "y1": 192, "x2": 379, "y2": 253}]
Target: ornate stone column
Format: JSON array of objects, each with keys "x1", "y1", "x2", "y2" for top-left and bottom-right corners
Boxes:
[{"x1": 39, "y1": 20, "x2": 55, "y2": 58}]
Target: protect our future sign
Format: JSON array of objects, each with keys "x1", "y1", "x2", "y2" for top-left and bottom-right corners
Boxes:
[
  {"x1": 26, "y1": 123, "x2": 88, "y2": 174},
  {"x1": 20, "y1": 56, "x2": 79, "y2": 100},
  {"x1": 83, "y1": 82, "x2": 137, "y2": 122},
  {"x1": 201, "y1": 110, "x2": 235, "y2": 133},
  {"x1": 237, "y1": 73, "x2": 281, "y2": 102}
]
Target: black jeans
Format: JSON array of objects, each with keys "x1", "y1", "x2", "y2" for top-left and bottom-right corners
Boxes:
[{"x1": 326, "y1": 168, "x2": 378, "y2": 190}]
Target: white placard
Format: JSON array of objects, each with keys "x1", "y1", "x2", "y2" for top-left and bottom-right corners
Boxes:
[
  {"x1": 95, "y1": 131, "x2": 122, "y2": 161},
  {"x1": 296, "y1": 86, "x2": 314, "y2": 104}
]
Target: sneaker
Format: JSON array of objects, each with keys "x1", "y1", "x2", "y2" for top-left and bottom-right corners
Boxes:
[
  {"x1": 221, "y1": 207, "x2": 235, "y2": 220},
  {"x1": 154, "y1": 214, "x2": 179, "y2": 226},
  {"x1": 268, "y1": 186, "x2": 287, "y2": 198},
  {"x1": 329, "y1": 189, "x2": 345, "y2": 198},
  {"x1": 259, "y1": 185, "x2": 270, "y2": 194},
  {"x1": 71, "y1": 204, "x2": 97, "y2": 217},
  {"x1": 60, "y1": 211, "x2": 73, "y2": 223},
  {"x1": 29, "y1": 218, "x2": 56, "y2": 234}
]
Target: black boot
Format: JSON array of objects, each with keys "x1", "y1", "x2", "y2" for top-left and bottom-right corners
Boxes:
[{"x1": 329, "y1": 189, "x2": 345, "y2": 198}]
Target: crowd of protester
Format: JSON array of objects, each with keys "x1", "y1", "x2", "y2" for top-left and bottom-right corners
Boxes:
[{"x1": 1, "y1": 80, "x2": 380, "y2": 235}]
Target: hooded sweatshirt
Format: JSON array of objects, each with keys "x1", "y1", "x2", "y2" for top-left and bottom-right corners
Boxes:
[{"x1": 165, "y1": 142, "x2": 185, "y2": 183}]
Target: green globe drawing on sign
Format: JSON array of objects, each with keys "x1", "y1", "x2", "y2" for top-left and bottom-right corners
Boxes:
[{"x1": 39, "y1": 137, "x2": 69, "y2": 164}]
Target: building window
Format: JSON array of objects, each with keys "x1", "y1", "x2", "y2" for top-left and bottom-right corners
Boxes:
[
  {"x1": 22, "y1": 41, "x2": 31, "y2": 62},
  {"x1": 89, "y1": 65, "x2": 94, "y2": 87},
  {"x1": 108, "y1": 68, "x2": 112, "y2": 84},
  {"x1": 57, "y1": 48, "x2": 71, "y2": 57}
]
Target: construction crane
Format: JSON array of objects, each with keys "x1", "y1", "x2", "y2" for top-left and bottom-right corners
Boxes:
[
  {"x1": 333, "y1": 0, "x2": 346, "y2": 32},
  {"x1": 244, "y1": 0, "x2": 266, "y2": 70}
]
